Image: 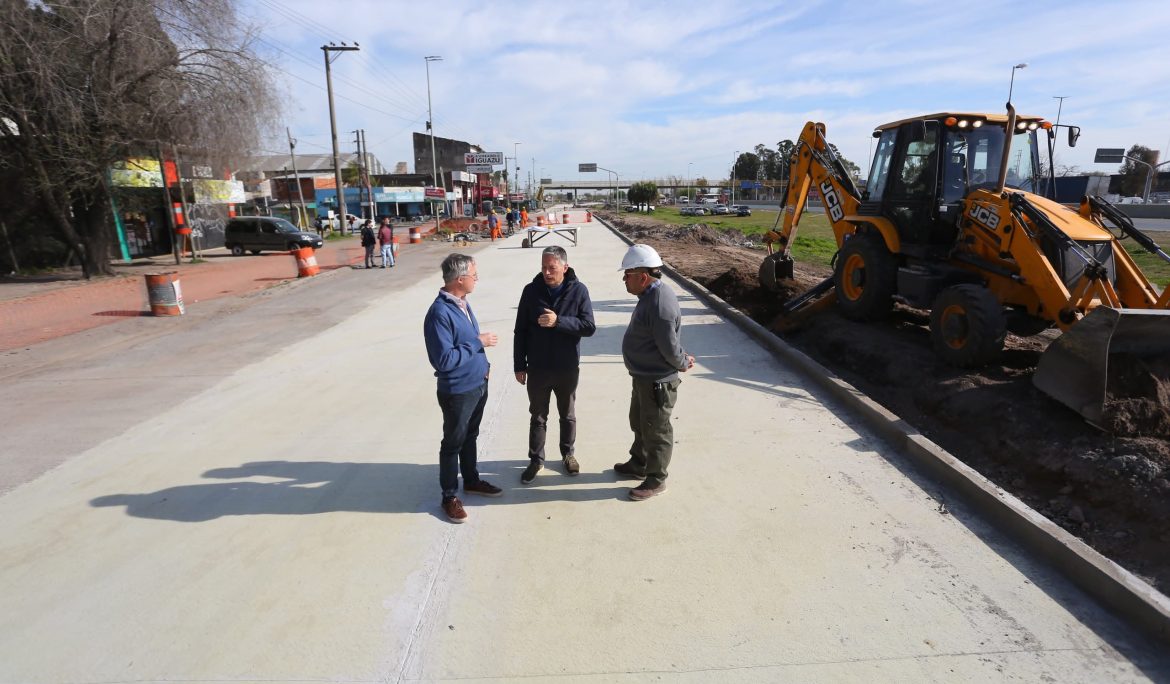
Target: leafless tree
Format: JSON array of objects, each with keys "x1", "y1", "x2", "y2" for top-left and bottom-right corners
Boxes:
[{"x1": 0, "y1": 0, "x2": 277, "y2": 276}]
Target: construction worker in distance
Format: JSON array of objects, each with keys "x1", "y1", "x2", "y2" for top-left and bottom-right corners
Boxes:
[
  {"x1": 520, "y1": 206, "x2": 529, "y2": 228},
  {"x1": 615, "y1": 243, "x2": 695, "y2": 501},
  {"x1": 487, "y1": 210, "x2": 500, "y2": 241}
]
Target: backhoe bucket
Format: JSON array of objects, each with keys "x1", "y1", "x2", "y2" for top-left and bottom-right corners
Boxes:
[{"x1": 1033, "y1": 307, "x2": 1170, "y2": 427}]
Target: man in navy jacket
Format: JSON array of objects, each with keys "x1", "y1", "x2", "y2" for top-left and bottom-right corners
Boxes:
[
  {"x1": 423, "y1": 253, "x2": 503, "y2": 523},
  {"x1": 513, "y1": 246, "x2": 596, "y2": 484}
]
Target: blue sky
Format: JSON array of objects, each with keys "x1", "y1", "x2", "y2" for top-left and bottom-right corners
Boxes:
[{"x1": 244, "y1": 0, "x2": 1170, "y2": 185}]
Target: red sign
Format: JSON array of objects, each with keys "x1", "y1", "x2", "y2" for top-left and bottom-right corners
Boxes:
[{"x1": 424, "y1": 187, "x2": 445, "y2": 199}]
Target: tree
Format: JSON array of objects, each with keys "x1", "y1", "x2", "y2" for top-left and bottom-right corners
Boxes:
[
  {"x1": 627, "y1": 181, "x2": 658, "y2": 211},
  {"x1": 0, "y1": 0, "x2": 277, "y2": 276},
  {"x1": 1119, "y1": 144, "x2": 1158, "y2": 197},
  {"x1": 732, "y1": 152, "x2": 761, "y2": 190}
]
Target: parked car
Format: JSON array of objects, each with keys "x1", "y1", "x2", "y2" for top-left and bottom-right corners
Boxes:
[
  {"x1": 733, "y1": 205, "x2": 752, "y2": 216},
  {"x1": 711, "y1": 205, "x2": 731, "y2": 215},
  {"x1": 224, "y1": 217, "x2": 324, "y2": 256}
]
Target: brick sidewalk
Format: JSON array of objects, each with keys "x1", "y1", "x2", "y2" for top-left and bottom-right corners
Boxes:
[{"x1": 0, "y1": 237, "x2": 374, "y2": 352}]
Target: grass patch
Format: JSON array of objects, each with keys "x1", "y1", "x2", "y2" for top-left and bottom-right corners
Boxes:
[{"x1": 1124, "y1": 247, "x2": 1170, "y2": 288}]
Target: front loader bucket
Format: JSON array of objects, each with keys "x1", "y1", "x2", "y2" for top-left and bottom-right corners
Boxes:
[{"x1": 1033, "y1": 307, "x2": 1170, "y2": 428}]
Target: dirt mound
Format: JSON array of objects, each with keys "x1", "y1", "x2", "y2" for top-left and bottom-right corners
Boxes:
[
  {"x1": 1104, "y1": 355, "x2": 1170, "y2": 439},
  {"x1": 599, "y1": 211, "x2": 1170, "y2": 591}
]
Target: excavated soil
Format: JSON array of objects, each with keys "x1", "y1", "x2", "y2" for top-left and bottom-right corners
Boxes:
[{"x1": 604, "y1": 211, "x2": 1170, "y2": 591}]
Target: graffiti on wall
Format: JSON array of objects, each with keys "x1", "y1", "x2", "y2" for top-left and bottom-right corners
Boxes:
[{"x1": 187, "y1": 203, "x2": 227, "y2": 249}]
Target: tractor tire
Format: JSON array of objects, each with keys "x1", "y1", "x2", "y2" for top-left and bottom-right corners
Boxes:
[
  {"x1": 833, "y1": 232, "x2": 897, "y2": 321},
  {"x1": 929, "y1": 285, "x2": 1006, "y2": 367}
]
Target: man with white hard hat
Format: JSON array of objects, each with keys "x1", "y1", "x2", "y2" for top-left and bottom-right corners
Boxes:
[{"x1": 615, "y1": 243, "x2": 695, "y2": 500}]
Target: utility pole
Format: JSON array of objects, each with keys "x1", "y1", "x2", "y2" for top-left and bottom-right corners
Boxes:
[
  {"x1": 425, "y1": 55, "x2": 443, "y2": 235},
  {"x1": 286, "y1": 127, "x2": 309, "y2": 228},
  {"x1": 359, "y1": 129, "x2": 375, "y2": 220},
  {"x1": 322, "y1": 42, "x2": 359, "y2": 232}
]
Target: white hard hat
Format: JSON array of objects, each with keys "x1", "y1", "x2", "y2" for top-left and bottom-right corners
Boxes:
[{"x1": 619, "y1": 243, "x2": 663, "y2": 270}]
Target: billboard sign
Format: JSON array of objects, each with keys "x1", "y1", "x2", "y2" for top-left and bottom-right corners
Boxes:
[
  {"x1": 464, "y1": 152, "x2": 503, "y2": 166},
  {"x1": 540, "y1": 178, "x2": 552, "y2": 184},
  {"x1": 110, "y1": 158, "x2": 163, "y2": 188},
  {"x1": 1094, "y1": 148, "x2": 1125, "y2": 163},
  {"x1": 578, "y1": 163, "x2": 597, "y2": 173},
  {"x1": 466, "y1": 164, "x2": 494, "y2": 174},
  {"x1": 424, "y1": 187, "x2": 445, "y2": 199}
]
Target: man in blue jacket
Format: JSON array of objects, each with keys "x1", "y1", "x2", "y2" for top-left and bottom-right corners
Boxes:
[
  {"x1": 514, "y1": 246, "x2": 596, "y2": 484},
  {"x1": 423, "y1": 253, "x2": 503, "y2": 523}
]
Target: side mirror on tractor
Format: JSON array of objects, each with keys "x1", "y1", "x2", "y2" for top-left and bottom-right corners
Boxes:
[{"x1": 1068, "y1": 126, "x2": 1081, "y2": 147}]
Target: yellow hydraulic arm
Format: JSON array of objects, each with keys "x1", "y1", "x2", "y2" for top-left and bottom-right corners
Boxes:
[{"x1": 763, "y1": 122, "x2": 866, "y2": 259}]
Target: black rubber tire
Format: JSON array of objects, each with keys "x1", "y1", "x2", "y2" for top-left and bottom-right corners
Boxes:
[
  {"x1": 833, "y1": 232, "x2": 897, "y2": 321},
  {"x1": 929, "y1": 285, "x2": 1007, "y2": 367},
  {"x1": 230, "y1": 244, "x2": 245, "y2": 256}
]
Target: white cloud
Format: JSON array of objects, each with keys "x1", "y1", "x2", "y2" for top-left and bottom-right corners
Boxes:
[{"x1": 245, "y1": 0, "x2": 1170, "y2": 180}]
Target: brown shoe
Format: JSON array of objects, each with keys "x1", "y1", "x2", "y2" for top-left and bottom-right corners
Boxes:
[
  {"x1": 613, "y1": 461, "x2": 646, "y2": 479},
  {"x1": 442, "y1": 496, "x2": 468, "y2": 523},
  {"x1": 563, "y1": 454, "x2": 580, "y2": 475},
  {"x1": 463, "y1": 479, "x2": 503, "y2": 497},
  {"x1": 628, "y1": 481, "x2": 667, "y2": 501}
]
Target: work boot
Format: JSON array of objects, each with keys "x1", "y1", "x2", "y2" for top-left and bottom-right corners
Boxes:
[
  {"x1": 629, "y1": 481, "x2": 667, "y2": 501},
  {"x1": 563, "y1": 454, "x2": 580, "y2": 475},
  {"x1": 521, "y1": 461, "x2": 542, "y2": 484}
]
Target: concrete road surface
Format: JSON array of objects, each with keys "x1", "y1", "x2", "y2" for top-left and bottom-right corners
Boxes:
[{"x1": 0, "y1": 221, "x2": 1167, "y2": 682}]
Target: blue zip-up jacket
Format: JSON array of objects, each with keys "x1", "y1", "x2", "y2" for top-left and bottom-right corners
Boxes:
[
  {"x1": 513, "y1": 268, "x2": 596, "y2": 372},
  {"x1": 424, "y1": 290, "x2": 490, "y2": 395}
]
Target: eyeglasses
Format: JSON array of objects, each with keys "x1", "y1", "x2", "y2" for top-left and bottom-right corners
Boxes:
[{"x1": 460, "y1": 272, "x2": 479, "y2": 281}]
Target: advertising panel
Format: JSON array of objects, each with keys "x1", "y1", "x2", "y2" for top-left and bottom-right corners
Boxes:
[
  {"x1": 373, "y1": 188, "x2": 424, "y2": 202},
  {"x1": 192, "y1": 179, "x2": 246, "y2": 203},
  {"x1": 578, "y1": 163, "x2": 597, "y2": 173},
  {"x1": 110, "y1": 158, "x2": 163, "y2": 188},
  {"x1": 466, "y1": 164, "x2": 494, "y2": 174},
  {"x1": 424, "y1": 187, "x2": 445, "y2": 199},
  {"x1": 464, "y1": 152, "x2": 503, "y2": 165}
]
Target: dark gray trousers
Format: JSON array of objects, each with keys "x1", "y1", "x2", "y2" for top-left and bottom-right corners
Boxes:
[
  {"x1": 628, "y1": 377, "x2": 680, "y2": 486},
  {"x1": 526, "y1": 367, "x2": 579, "y2": 463}
]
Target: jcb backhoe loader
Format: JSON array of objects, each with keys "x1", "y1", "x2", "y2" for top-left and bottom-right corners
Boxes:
[{"x1": 759, "y1": 105, "x2": 1170, "y2": 428}]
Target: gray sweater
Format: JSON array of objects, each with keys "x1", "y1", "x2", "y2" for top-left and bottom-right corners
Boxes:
[{"x1": 622, "y1": 280, "x2": 688, "y2": 382}]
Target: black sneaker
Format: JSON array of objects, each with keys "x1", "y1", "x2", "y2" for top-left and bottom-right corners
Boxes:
[
  {"x1": 464, "y1": 479, "x2": 502, "y2": 497},
  {"x1": 613, "y1": 461, "x2": 646, "y2": 479},
  {"x1": 521, "y1": 461, "x2": 542, "y2": 484}
]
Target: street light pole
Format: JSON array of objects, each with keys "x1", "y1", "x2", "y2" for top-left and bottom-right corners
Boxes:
[
  {"x1": 1007, "y1": 62, "x2": 1028, "y2": 104},
  {"x1": 687, "y1": 162, "x2": 693, "y2": 201},
  {"x1": 322, "y1": 43, "x2": 359, "y2": 232},
  {"x1": 513, "y1": 142, "x2": 521, "y2": 204},
  {"x1": 424, "y1": 55, "x2": 442, "y2": 235},
  {"x1": 286, "y1": 127, "x2": 309, "y2": 228}
]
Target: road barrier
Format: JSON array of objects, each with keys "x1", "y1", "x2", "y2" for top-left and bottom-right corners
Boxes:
[
  {"x1": 586, "y1": 211, "x2": 592, "y2": 222},
  {"x1": 293, "y1": 246, "x2": 320, "y2": 277},
  {"x1": 562, "y1": 212, "x2": 570, "y2": 225},
  {"x1": 409, "y1": 225, "x2": 422, "y2": 244},
  {"x1": 144, "y1": 272, "x2": 184, "y2": 316},
  {"x1": 392, "y1": 237, "x2": 400, "y2": 257}
]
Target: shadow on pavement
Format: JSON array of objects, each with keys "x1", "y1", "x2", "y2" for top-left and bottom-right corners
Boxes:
[
  {"x1": 93, "y1": 310, "x2": 149, "y2": 317},
  {"x1": 90, "y1": 458, "x2": 631, "y2": 523}
]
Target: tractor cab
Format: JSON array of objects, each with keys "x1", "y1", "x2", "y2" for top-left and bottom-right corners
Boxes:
[{"x1": 862, "y1": 113, "x2": 1046, "y2": 255}]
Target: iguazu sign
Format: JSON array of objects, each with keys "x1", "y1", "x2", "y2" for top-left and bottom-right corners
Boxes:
[{"x1": 464, "y1": 152, "x2": 503, "y2": 166}]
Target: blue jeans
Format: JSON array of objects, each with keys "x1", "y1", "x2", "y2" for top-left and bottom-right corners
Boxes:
[
  {"x1": 437, "y1": 382, "x2": 488, "y2": 499},
  {"x1": 381, "y1": 244, "x2": 394, "y2": 266}
]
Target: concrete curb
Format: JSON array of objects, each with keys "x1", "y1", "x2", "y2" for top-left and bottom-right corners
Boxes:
[{"x1": 599, "y1": 214, "x2": 1170, "y2": 645}]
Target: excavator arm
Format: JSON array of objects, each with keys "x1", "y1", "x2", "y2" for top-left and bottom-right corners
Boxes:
[{"x1": 759, "y1": 122, "x2": 867, "y2": 293}]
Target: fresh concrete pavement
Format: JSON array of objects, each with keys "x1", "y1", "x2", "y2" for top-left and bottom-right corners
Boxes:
[{"x1": 0, "y1": 218, "x2": 1167, "y2": 682}]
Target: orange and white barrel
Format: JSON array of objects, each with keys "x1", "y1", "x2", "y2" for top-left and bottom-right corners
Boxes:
[
  {"x1": 409, "y1": 225, "x2": 422, "y2": 244},
  {"x1": 144, "y1": 272, "x2": 184, "y2": 316},
  {"x1": 392, "y1": 236, "x2": 400, "y2": 256},
  {"x1": 536, "y1": 215, "x2": 545, "y2": 227},
  {"x1": 294, "y1": 246, "x2": 319, "y2": 277},
  {"x1": 586, "y1": 211, "x2": 592, "y2": 222},
  {"x1": 562, "y1": 212, "x2": 570, "y2": 225}
]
